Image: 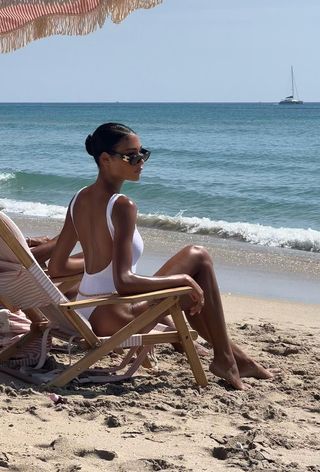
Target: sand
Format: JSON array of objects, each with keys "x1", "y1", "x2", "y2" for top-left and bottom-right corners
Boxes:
[
  {"x1": 1, "y1": 214, "x2": 319, "y2": 471},
  {"x1": 0, "y1": 294, "x2": 319, "y2": 472}
]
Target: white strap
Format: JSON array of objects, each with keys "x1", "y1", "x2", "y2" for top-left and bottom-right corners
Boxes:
[
  {"x1": 106, "y1": 193, "x2": 124, "y2": 239},
  {"x1": 69, "y1": 187, "x2": 87, "y2": 222}
]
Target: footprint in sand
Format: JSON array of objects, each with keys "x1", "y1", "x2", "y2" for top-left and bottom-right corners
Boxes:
[
  {"x1": 118, "y1": 458, "x2": 187, "y2": 472},
  {"x1": 36, "y1": 436, "x2": 118, "y2": 470},
  {"x1": 76, "y1": 449, "x2": 118, "y2": 461},
  {"x1": 143, "y1": 421, "x2": 176, "y2": 433},
  {"x1": 105, "y1": 413, "x2": 127, "y2": 427},
  {"x1": 264, "y1": 345, "x2": 300, "y2": 356},
  {"x1": 0, "y1": 452, "x2": 10, "y2": 469}
]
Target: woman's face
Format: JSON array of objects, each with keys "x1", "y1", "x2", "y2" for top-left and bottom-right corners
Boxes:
[{"x1": 102, "y1": 133, "x2": 145, "y2": 182}]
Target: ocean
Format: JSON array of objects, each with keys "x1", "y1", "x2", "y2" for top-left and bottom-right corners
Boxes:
[{"x1": 0, "y1": 102, "x2": 319, "y2": 253}]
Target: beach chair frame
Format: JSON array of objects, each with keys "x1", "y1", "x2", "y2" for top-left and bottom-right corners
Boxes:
[{"x1": 0, "y1": 214, "x2": 208, "y2": 387}]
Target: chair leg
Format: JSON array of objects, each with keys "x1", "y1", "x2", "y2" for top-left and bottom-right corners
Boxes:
[
  {"x1": 0, "y1": 365, "x2": 44, "y2": 385},
  {"x1": 113, "y1": 347, "x2": 154, "y2": 371},
  {"x1": 170, "y1": 303, "x2": 208, "y2": 387},
  {"x1": 49, "y1": 296, "x2": 176, "y2": 387},
  {"x1": 118, "y1": 346, "x2": 152, "y2": 377},
  {"x1": 76, "y1": 346, "x2": 152, "y2": 384},
  {"x1": 108, "y1": 347, "x2": 139, "y2": 373},
  {"x1": 139, "y1": 348, "x2": 154, "y2": 369}
]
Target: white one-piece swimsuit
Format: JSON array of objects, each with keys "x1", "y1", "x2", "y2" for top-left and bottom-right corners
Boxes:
[{"x1": 70, "y1": 190, "x2": 144, "y2": 321}]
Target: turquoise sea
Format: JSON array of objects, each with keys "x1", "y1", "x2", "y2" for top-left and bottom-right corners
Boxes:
[{"x1": 0, "y1": 102, "x2": 319, "y2": 252}]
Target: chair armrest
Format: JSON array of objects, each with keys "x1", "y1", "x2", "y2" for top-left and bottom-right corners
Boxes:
[
  {"x1": 51, "y1": 273, "x2": 83, "y2": 284},
  {"x1": 60, "y1": 286, "x2": 192, "y2": 310},
  {"x1": 50, "y1": 273, "x2": 83, "y2": 296}
]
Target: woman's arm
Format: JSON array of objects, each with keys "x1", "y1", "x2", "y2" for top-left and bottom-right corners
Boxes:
[
  {"x1": 30, "y1": 235, "x2": 59, "y2": 265},
  {"x1": 112, "y1": 197, "x2": 203, "y2": 312},
  {"x1": 48, "y1": 208, "x2": 84, "y2": 277},
  {"x1": 27, "y1": 235, "x2": 50, "y2": 247}
]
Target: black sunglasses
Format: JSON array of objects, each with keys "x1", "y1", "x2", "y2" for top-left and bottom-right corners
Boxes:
[{"x1": 109, "y1": 147, "x2": 151, "y2": 166}]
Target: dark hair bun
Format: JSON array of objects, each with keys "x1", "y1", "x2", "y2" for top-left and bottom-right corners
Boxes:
[
  {"x1": 85, "y1": 123, "x2": 136, "y2": 167},
  {"x1": 85, "y1": 134, "x2": 94, "y2": 156}
]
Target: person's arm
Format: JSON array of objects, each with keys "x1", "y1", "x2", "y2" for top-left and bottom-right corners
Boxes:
[
  {"x1": 112, "y1": 197, "x2": 203, "y2": 313},
  {"x1": 48, "y1": 207, "x2": 84, "y2": 277},
  {"x1": 30, "y1": 235, "x2": 59, "y2": 265},
  {"x1": 27, "y1": 235, "x2": 50, "y2": 247}
]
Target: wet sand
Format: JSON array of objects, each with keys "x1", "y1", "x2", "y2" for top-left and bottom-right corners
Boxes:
[{"x1": 13, "y1": 213, "x2": 320, "y2": 303}]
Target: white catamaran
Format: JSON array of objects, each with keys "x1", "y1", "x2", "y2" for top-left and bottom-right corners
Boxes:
[{"x1": 279, "y1": 66, "x2": 303, "y2": 105}]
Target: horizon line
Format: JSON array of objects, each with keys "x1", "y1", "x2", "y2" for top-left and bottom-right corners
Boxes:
[{"x1": 0, "y1": 100, "x2": 319, "y2": 104}]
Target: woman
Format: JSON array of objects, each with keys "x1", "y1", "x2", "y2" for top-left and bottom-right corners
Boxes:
[{"x1": 48, "y1": 123, "x2": 272, "y2": 390}]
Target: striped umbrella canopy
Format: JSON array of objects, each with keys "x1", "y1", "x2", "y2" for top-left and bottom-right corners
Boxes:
[{"x1": 0, "y1": 0, "x2": 162, "y2": 53}]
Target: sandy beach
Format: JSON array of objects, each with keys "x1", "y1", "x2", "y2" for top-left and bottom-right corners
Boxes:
[{"x1": 1, "y1": 215, "x2": 319, "y2": 471}]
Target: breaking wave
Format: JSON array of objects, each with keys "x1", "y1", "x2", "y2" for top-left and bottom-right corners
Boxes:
[
  {"x1": 138, "y1": 212, "x2": 320, "y2": 252},
  {"x1": 0, "y1": 198, "x2": 66, "y2": 220},
  {"x1": 0, "y1": 172, "x2": 15, "y2": 182},
  {"x1": 1, "y1": 197, "x2": 319, "y2": 252}
]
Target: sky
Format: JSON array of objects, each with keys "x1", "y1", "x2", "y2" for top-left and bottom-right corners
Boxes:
[{"x1": 0, "y1": 0, "x2": 319, "y2": 102}]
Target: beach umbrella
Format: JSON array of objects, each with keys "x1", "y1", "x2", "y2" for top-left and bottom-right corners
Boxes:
[{"x1": 0, "y1": 0, "x2": 162, "y2": 53}]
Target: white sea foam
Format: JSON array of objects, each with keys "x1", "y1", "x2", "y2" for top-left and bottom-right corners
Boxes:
[
  {"x1": 1, "y1": 198, "x2": 319, "y2": 252},
  {"x1": 0, "y1": 173, "x2": 15, "y2": 182},
  {"x1": 138, "y1": 212, "x2": 320, "y2": 252},
  {"x1": 0, "y1": 198, "x2": 67, "y2": 220}
]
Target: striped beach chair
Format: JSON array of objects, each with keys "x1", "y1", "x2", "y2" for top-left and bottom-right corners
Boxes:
[{"x1": 0, "y1": 212, "x2": 208, "y2": 387}]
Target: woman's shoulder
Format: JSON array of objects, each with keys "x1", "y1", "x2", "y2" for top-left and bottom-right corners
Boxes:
[
  {"x1": 108, "y1": 194, "x2": 138, "y2": 234},
  {"x1": 111, "y1": 195, "x2": 138, "y2": 227},
  {"x1": 113, "y1": 194, "x2": 137, "y2": 213},
  {"x1": 68, "y1": 186, "x2": 89, "y2": 216},
  {"x1": 69, "y1": 186, "x2": 88, "y2": 204}
]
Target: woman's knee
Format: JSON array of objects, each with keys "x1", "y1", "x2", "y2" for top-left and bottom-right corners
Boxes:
[{"x1": 185, "y1": 245, "x2": 213, "y2": 270}]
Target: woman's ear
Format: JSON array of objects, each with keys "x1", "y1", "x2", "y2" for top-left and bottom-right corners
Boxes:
[{"x1": 99, "y1": 151, "x2": 111, "y2": 167}]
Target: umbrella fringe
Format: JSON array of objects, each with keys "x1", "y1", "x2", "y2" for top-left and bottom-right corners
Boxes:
[
  {"x1": 0, "y1": 0, "x2": 163, "y2": 53},
  {"x1": 108, "y1": 0, "x2": 163, "y2": 23}
]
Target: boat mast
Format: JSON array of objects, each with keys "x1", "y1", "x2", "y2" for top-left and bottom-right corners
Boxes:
[{"x1": 291, "y1": 65, "x2": 294, "y2": 98}]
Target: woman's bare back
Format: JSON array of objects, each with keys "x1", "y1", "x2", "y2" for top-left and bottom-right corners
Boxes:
[{"x1": 71, "y1": 186, "x2": 114, "y2": 274}]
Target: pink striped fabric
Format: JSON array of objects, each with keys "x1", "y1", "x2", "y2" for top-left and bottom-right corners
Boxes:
[
  {"x1": 0, "y1": 0, "x2": 100, "y2": 34},
  {"x1": 0, "y1": 308, "x2": 51, "y2": 367},
  {"x1": 0, "y1": 0, "x2": 162, "y2": 53}
]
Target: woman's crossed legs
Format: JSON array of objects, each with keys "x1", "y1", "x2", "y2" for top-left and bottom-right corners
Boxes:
[
  {"x1": 90, "y1": 245, "x2": 272, "y2": 390},
  {"x1": 154, "y1": 245, "x2": 273, "y2": 390}
]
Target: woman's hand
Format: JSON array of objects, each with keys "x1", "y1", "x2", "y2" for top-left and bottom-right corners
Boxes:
[
  {"x1": 27, "y1": 235, "x2": 50, "y2": 247},
  {"x1": 184, "y1": 275, "x2": 204, "y2": 316}
]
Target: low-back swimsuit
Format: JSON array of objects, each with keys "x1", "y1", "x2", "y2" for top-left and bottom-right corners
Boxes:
[{"x1": 70, "y1": 190, "x2": 144, "y2": 321}]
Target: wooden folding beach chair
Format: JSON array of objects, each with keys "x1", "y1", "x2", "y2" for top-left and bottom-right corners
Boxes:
[{"x1": 0, "y1": 212, "x2": 208, "y2": 387}]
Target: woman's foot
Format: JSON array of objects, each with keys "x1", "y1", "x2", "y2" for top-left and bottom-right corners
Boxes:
[
  {"x1": 172, "y1": 341, "x2": 210, "y2": 357},
  {"x1": 237, "y1": 358, "x2": 273, "y2": 379},
  {"x1": 230, "y1": 342, "x2": 273, "y2": 379},
  {"x1": 195, "y1": 342, "x2": 210, "y2": 357},
  {"x1": 209, "y1": 357, "x2": 245, "y2": 390}
]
